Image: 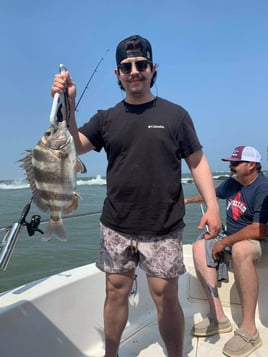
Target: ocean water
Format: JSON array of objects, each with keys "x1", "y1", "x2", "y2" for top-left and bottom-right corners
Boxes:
[{"x1": 0, "y1": 174, "x2": 228, "y2": 293}]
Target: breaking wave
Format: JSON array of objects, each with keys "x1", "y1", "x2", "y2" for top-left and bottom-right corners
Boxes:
[
  {"x1": 0, "y1": 175, "x2": 107, "y2": 191},
  {"x1": 0, "y1": 173, "x2": 230, "y2": 191},
  {"x1": 77, "y1": 175, "x2": 107, "y2": 186}
]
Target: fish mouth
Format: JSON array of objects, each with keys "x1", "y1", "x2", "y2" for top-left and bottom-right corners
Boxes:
[
  {"x1": 58, "y1": 134, "x2": 72, "y2": 149},
  {"x1": 53, "y1": 138, "x2": 72, "y2": 151}
]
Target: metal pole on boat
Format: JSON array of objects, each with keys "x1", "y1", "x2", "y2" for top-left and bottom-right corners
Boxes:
[{"x1": 0, "y1": 200, "x2": 32, "y2": 271}]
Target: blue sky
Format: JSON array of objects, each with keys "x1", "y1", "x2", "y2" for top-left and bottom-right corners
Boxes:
[{"x1": 1, "y1": 0, "x2": 268, "y2": 180}]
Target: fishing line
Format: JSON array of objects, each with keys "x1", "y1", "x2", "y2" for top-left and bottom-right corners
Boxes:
[{"x1": 75, "y1": 49, "x2": 110, "y2": 111}]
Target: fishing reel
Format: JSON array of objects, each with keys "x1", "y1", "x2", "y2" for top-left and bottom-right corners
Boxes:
[
  {"x1": 25, "y1": 215, "x2": 44, "y2": 237},
  {"x1": 0, "y1": 200, "x2": 43, "y2": 270}
]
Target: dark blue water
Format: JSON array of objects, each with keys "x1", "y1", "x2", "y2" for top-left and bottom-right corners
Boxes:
[{"x1": 0, "y1": 175, "x2": 227, "y2": 292}]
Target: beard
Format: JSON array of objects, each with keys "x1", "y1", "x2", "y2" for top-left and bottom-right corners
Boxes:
[{"x1": 230, "y1": 169, "x2": 239, "y2": 181}]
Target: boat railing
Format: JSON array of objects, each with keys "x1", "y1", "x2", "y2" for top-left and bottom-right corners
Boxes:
[{"x1": 0, "y1": 199, "x2": 101, "y2": 271}]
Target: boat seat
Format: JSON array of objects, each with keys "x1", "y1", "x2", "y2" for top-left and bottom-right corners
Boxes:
[{"x1": 186, "y1": 241, "x2": 268, "y2": 327}]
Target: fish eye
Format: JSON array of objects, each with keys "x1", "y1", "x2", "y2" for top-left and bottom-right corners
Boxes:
[{"x1": 45, "y1": 130, "x2": 51, "y2": 137}]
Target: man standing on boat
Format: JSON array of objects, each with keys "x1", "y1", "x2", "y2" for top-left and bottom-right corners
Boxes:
[
  {"x1": 185, "y1": 145, "x2": 268, "y2": 357},
  {"x1": 51, "y1": 35, "x2": 221, "y2": 357}
]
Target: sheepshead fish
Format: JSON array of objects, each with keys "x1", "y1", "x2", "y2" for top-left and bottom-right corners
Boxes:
[{"x1": 21, "y1": 120, "x2": 86, "y2": 241}]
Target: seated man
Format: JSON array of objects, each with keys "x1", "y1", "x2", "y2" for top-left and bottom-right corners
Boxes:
[{"x1": 185, "y1": 145, "x2": 268, "y2": 357}]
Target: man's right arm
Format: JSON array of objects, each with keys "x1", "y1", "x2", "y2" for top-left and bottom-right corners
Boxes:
[{"x1": 67, "y1": 98, "x2": 95, "y2": 155}]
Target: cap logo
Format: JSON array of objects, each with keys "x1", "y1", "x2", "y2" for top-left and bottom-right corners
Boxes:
[{"x1": 232, "y1": 149, "x2": 240, "y2": 158}]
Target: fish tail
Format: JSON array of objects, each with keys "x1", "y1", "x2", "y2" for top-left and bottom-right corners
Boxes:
[{"x1": 42, "y1": 220, "x2": 67, "y2": 242}]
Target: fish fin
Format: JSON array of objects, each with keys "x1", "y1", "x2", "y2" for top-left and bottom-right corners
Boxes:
[
  {"x1": 19, "y1": 150, "x2": 49, "y2": 212},
  {"x1": 75, "y1": 157, "x2": 87, "y2": 174},
  {"x1": 63, "y1": 193, "x2": 80, "y2": 215},
  {"x1": 42, "y1": 220, "x2": 67, "y2": 242}
]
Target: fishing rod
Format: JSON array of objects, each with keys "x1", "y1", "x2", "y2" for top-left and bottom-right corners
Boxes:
[
  {"x1": 0, "y1": 204, "x2": 101, "y2": 271},
  {"x1": 0, "y1": 210, "x2": 102, "y2": 233},
  {"x1": 200, "y1": 203, "x2": 209, "y2": 233},
  {"x1": 75, "y1": 49, "x2": 110, "y2": 111}
]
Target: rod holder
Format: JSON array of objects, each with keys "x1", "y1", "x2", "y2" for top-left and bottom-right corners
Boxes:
[
  {"x1": 0, "y1": 223, "x2": 24, "y2": 271},
  {"x1": 0, "y1": 200, "x2": 31, "y2": 271}
]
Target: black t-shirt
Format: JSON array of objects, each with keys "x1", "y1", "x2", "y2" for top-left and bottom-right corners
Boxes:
[{"x1": 79, "y1": 97, "x2": 202, "y2": 236}]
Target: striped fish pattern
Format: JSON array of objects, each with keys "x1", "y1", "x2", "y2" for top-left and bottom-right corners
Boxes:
[{"x1": 21, "y1": 120, "x2": 86, "y2": 241}]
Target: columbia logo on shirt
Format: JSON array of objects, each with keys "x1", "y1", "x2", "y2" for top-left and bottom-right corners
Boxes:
[{"x1": 148, "y1": 125, "x2": 165, "y2": 129}]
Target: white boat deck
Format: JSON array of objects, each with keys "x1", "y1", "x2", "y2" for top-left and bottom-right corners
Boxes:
[
  {"x1": 0, "y1": 244, "x2": 267, "y2": 356},
  {"x1": 118, "y1": 319, "x2": 268, "y2": 357},
  {"x1": 116, "y1": 245, "x2": 268, "y2": 357}
]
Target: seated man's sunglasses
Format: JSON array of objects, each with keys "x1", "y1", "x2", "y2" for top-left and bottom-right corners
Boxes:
[
  {"x1": 118, "y1": 60, "x2": 152, "y2": 74},
  {"x1": 230, "y1": 161, "x2": 249, "y2": 167}
]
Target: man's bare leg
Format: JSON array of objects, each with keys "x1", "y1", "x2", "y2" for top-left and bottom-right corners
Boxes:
[
  {"x1": 147, "y1": 275, "x2": 184, "y2": 357},
  {"x1": 104, "y1": 269, "x2": 135, "y2": 357}
]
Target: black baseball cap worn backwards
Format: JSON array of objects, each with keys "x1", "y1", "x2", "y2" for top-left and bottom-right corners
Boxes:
[{"x1": 116, "y1": 35, "x2": 153, "y2": 65}]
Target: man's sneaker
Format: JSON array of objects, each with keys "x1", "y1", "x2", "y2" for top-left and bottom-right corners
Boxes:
[
  {"x1": 192, "y1": 315, "x2": 233, "y2": 337},
  {"x1": 223, "y1": 328, "x2": 262, "y2": 357}
]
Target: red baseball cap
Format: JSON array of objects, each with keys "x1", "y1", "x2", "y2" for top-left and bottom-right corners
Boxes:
[{"x1": 221, "y1": 146, "x2": 261, "y2": 162}]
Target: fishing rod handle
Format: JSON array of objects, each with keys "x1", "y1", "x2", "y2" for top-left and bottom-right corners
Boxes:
[
  {"x1": 59, "y1": 64, "x2": 66, "y2": 73},
  {"x1": 49, "y1": 64, "x2": 66, "y2": 128}
]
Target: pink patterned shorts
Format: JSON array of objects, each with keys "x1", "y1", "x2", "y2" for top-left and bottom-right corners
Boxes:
[{"x1": 96, "y1": 222, "x2": 186, "y2": 278}]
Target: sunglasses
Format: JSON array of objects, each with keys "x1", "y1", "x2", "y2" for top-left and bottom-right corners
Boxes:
[
  {"x1": 118, "y1": 60, "x2": 152, "y2": 74},
  {"x1": 230, "y1": 161, "x2": 249, "y2": 167}
]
